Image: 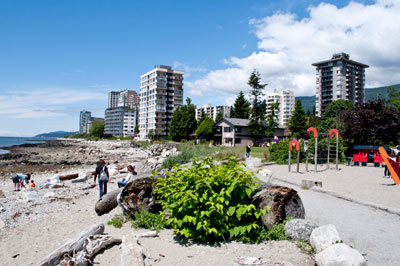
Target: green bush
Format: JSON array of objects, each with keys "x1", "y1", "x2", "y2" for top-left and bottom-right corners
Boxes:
[
  {"x1": 130, "y1": 209, "x2": 165, "y2": 231},
  {"x1": 107, "y1": 214, "x2": 124, "y2": 228},
  {"x1": 161, "y1": 144, "x2": 218, "y2": 169},
  {"x1": 155, "y1": 157, "x2": 267, "y2": 242}
]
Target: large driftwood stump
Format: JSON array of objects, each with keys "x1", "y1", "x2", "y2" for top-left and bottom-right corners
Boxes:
[
  {"x1": 117, "y1": 176, "x2": 161, "y2": 216},
  {"x1": 95, "y1": 188, "x2": 123, "y2": 216},
  {"x1": 120, "y1": 231, "x2": 159, "y2": 266},
  {"x1": 38, "y1": 223, "x2": 104, "y2": 266},
  {"x1": 59, "y1": 173, "x2": 79, "y2": 181},
  {"x1": 252, "y1": 186, "x2": 305, "y2": 229}
]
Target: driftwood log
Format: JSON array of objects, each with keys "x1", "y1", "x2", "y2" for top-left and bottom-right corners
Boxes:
[
  {"x1": 95, "y1": 188, "x2": 123, "y2": 216},
  {"x1": 38, "y1": 223, "x2": 105, "y2": 266},
  {"x1": 252, "y1": 186, "x2": 305, "y2": 229},
  {"x1": 59, "y1": 173, "x2": 79, "y2": 181},
  {"x1": 117, "y1": 176, "x2": 161, "y2": 216},
  {"x1": 120, "y1": 231, "x2": 159, "y2": 266}
]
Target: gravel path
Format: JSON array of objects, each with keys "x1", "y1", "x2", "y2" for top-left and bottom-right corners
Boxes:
[{"x1": 246, "y1": 157, "x2": 400, "y2": 266}]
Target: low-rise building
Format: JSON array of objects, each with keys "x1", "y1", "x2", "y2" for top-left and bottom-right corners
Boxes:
[
  {"x1": 195, "y1": 104, "x2": 231, "y2": 121},
  {"x1": 104, "y1": 106, "x2": 138, "y2": 137},
  {"x1": 214, "y1": 118, "x2": 285, "y2": 147}
]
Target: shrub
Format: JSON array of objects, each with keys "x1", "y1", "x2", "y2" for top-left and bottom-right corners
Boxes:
[
  {"x1": 155, "y1": 157, "x2": 267, "y2": 242},
  {"x1": 130, "y1": 209, "x2": 165, "y2": 231},
  {"x1": 107, "y1": 214, "x2": 124, "y2": 228}
]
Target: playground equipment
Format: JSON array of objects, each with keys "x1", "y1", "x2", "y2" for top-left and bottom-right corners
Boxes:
[
  {"x1": 378, "y1": 146, "x2": 400, "y2": 185},
  {"x1": 306, "y1": 127, "x2": 318, "y2": 172},
  {"x1": 289, "y1": 127, "x2": 340, "y2": 173},
  {"x1": 288, "y1": 139, "x2": 300, "y2": 173}
]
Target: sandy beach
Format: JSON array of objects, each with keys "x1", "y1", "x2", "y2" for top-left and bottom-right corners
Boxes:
[{"x1": 0, "y1": 140, "x2": 315, "y2": 266}]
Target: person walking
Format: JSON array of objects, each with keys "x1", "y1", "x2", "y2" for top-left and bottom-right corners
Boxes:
[
  {"x1": 94, "y1": 159, "x2": 109, "y2": 198},
  {"x1": 246, "y1": 143, "x2": 251, "y2": 158}
]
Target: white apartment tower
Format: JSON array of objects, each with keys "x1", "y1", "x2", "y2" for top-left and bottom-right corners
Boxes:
[
  {"x1": 139, "y1": 65, "x2": 184, "y2": 138},
  {"x1": 108, "y1": 91, "x2": 120, "y2": 109},
  {"x1": 266, "y1": 90, "x2": 295, "y2": 126},
  {"x1": 195, "y1": 104, "x2": 231, "y2": 121},
  {"x1": 312, "y1": 53, "x2": 369, "y2": 117}
]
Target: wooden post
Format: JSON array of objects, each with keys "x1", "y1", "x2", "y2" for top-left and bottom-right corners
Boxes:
[{"x1": 327, "y1": 135, "x2": 330, "y2": 170}]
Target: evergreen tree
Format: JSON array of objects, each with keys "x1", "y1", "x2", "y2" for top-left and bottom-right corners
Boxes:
[
  {"x1": 169, "y1": 98, "x2": 197, "y2": 141},
  {"x1": 247, "y1": 70, "x2": 267, "y2": 137},
  {"x1": 198, "y1": 109, "x2": 207, "y2": 126},
  {"x1": 266, "y1": 102, "x2": 279, "y2": 137},
  {"x1": 215, "y1": 111, "x2": 224, "y2": 122},
  {"x1": 231, "y1": 91, "x2": 250, "y2": 119},
  {"x1": 288, "y1": 100, "x2": 307, "y2": 139},
  {"x1": 195, "y1": 117, "x2": 215, "y2": 140}
]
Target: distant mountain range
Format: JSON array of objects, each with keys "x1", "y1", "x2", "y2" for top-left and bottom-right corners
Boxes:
[
  {"x1": 296, "y1": 84, "x2": 400, "y2": 112},
  {"x1": 34, "y1": 131, "x2": 78, "y2": 138}
]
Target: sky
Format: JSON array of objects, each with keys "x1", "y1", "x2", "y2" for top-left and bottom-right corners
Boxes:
[{"x1": 0, "y1": 0, "x2": 399, "y2": 136}]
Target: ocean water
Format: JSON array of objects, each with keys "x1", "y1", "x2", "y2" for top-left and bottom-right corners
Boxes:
[{"x1": 0, "y1": 136, "x2": 53, "y2": 154}]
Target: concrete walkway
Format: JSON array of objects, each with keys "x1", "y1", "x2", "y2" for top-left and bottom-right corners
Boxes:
[{"x1": 245, "y1": 157, "x2": 400, "y2": 266}]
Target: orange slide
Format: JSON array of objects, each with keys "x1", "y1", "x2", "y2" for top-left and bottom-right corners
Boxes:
[{"x1": 378, "y1": 146, "x2": 400, "y2": 185}]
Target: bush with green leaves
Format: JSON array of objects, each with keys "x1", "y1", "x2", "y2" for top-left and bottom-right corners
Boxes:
[
  {"x1": 155, "y1": 157, "x2": 267, "y2": 242},
  {"x1": 130, "y1": 209, "x2": 165, "y2": 231},
  {"x1": 108, "y1": 214, "x2": 124, "y2": 228}
]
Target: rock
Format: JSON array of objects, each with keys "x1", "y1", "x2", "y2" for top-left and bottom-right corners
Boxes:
[
  {"x1": 0, "y1": 219, "x2": 5, "y2": 229},
  {"x1": 71, "y1": 175, "x2": 88, "y2": 183},
  {"x1": 20, "y1": 190, "x2": 41, "y2": 202},
  {"x1": 232, "y1": 257, "x2": 294, "y2": 266},
  {"x1": 117, "y1": 176, "x2": 161, "y2": 216},
  {"x1": 301, "y1": 179, "x2": 322, "y2": 189},
  {"x1": 315, "y1": 243, "x2": 367, "y2": 266},
  {"x1": 284, "y1": 219, "x2": 318, "y2": 241},
  {"x1": 44, "y1": 192, "x2": 56, "y2": 198},
  {"x1": 252, "y1": 186, "x2": 305, "y2": 229},
  {"x1": 310, "y1": 224, "x2": 342, "y2": 253},
  {"x1": 0, "y1": 189, "x2": 6, "y2": 198}
]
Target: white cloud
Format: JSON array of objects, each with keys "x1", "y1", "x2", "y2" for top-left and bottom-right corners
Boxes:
[
  {"x1": 173, "y1": 61, "x2": 207, "y2": 77},
  {"x1": 187, "y1": 0, "x2": 400, "y2": 103},
  {"x1": 0, "y1": 89, "x2": 107, "y2": 119}
]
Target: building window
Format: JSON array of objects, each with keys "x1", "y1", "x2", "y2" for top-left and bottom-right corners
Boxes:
[
  {"x1": 235, "y1": 127, "x2": 241, "y2": 133},
  {"x1": 235, "y1": 138, "x2": 241, "y2": 144},
  {"x1": 224, "y1": 127, "x2": 232, "y2": 132},
  {"x1": 225, "y1": 138, "x2": 233, "y2": 144}
]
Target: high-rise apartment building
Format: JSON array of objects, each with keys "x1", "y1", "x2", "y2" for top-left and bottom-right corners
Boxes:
[
  {"x1": 139, "y1": 65, "x2": 184, "y2": 138},
  {"x1": 118, "y1": 89, "x2": 139, "y2": 107},
  {"x1": 108, "y1": 91, "x2": 120, "y2": 109},
  {"x1": 109, "y1": 90, "x2": 139, "y2": 109},
  {"x1": 266, "y1": 90, "x2": 295, "y2": 126},
  {"x1": 195, "y1": 104, "x2": 231, "y2": 121},
  {"x1": 79, "y1": 109, "x2": 92, "y2": 134},
  {"x1": 312, "y1": 53, "x2": 369, "y2": 117}
]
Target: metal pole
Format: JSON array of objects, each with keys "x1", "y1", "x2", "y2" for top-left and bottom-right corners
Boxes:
[
  {"x1": 297, "y1": 150, "x2": 300, "y2": 173},
  {"x1": 327, "y1": 135, "x2": 330, "y2": 170},
  {"x1": 315, "y1": 137, "x2": 318, "y2": 172},
  {"x1": 336, "y1": 137, "x2": 339, "y2": 170},
  {"x1": 305, "y1": 140, "x2": 309, "y2": 172},
  {"x1": 288, "y1": 150, "x2": 291, "y2": 172}
]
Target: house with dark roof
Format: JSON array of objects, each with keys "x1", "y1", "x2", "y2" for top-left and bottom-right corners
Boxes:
[{"x1": 214, "y1": 117, "x2": 285, "y2": 146}]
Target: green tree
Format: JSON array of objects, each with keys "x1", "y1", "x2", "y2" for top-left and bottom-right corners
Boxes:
[
  {"x1": 387, "y1": 85, "x2": 400, "y2": 110},
  {"x1": 169, "y1": 98, "x2": 197, "y2": 141},
  {"x1": 198, "y1": 109, "x2": 207, "y2": 125},
  {"x1": 231, "y1": 91, "x2": 250, "y2": 119},
  {"x1": 148, "y1": 129, "x2": 157, "y2": 141},
  {"x1": 89, "y1": 120, "x2": 104, "y2": 138},
  {"x1": 288, "y1": 100, "x2": 307, "y2": 139},
  {"x1": 195, "y1": 117, "x2": 215, "y2": 140},
  {"x1": 318, "y1": 100, "x2": 353, "y2": 133},
  {"x1": 266, "y1": 102, "x2": 279, "y2": 137},
  {"x1": 247, "y1": 70, "x2": 267, "y2": 137},
  {"x1": 215, "y1": 111, "x2": 224, "y2": 122}
]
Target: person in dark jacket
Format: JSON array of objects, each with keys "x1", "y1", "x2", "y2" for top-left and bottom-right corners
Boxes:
[
  {"x1": 246, "y1": 143, "x2": 251, "y2": 158},
  {"x1": 94, "y1": 159, "x2": 109, "y2": 198}
]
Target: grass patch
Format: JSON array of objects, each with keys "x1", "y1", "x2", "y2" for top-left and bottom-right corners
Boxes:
[
  {"x1": 297, "y1": 240, "x2": 316, "y2": 255},
  {"x1": 107, "y1": 214, "x2": 124, "y2": 228},
  {"x1": 130, "y1": 209, "x2": 166, "y2": 231}
]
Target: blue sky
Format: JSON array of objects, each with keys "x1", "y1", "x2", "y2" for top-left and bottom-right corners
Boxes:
[{"x1": 0, "y1": 0, "x2": 398, "y2": 136}]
